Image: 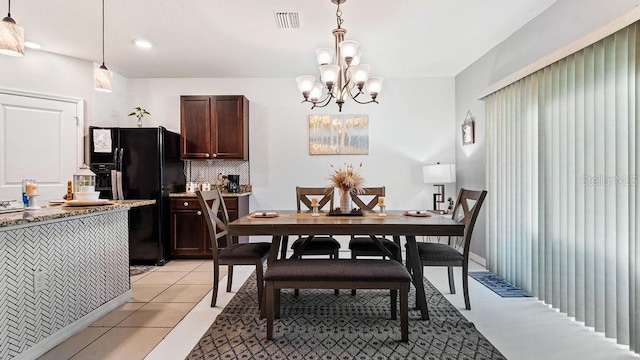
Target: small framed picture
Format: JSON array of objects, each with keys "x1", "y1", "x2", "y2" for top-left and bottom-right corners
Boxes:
[{"x1": 462, "y1": 111, "x2": 475, "y2": 145}]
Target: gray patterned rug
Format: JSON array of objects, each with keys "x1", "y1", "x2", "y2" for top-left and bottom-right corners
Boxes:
[{"x1": 187, "y1": 272, "x2": 506, "y2": 359}]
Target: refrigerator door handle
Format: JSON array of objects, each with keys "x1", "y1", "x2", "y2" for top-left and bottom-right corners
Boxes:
[
  {"x1": 112, "y1": 147, "x2": 119, "y2": 169},
  {"x1": 118, "y1": 148, "x2": 124, "y2": 171}
]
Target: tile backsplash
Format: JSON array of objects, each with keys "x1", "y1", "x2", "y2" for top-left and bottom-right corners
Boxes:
[{"x1": 184, "y1": 160, "x2": 250, "y2": 185}]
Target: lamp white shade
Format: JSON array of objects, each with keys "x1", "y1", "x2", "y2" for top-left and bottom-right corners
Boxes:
[
  {"x1": 366, "y1": 77, "x2": 383, "y2": 95},
  {"x1": 319, "y1": 64, "x2": 340, "y2": 85},
  {"x1": 315, "y1": 48, "x2": 334, "y2": 65},
  {"x1": 338, "y1": 40, "x2": 359, "y2": 59},
  {"x1": 350, "y1": 64, "x2": 371, "y2": 84},
  {"x1": 296, "y1": 75, "x2": 315, "y2": 93},
  {"x1": 94, "y1": 65, "x2": 113, "y2": 92},
  {"x1": 309, "y1": 83, "x2": 323, "y2": 101},
  {"x1": 0, "y1": 17, "x2": 24, "y2": 57},
  {"x1": 423, "y1": 163, "x2": 456, "y2": 184}
]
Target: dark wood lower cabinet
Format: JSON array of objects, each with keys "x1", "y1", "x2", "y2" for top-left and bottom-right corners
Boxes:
[{"x1": 170, "y1": 195, "x2": 249, "y2": 259}]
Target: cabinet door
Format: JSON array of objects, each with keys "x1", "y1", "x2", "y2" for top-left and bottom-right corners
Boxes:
[
  {"x1": 171, "y1": 209, "x2": 206, "y2": 256},
  {"x1": 180, "y1": 96, "x2": 212, "y2": 159},
  {"x1": 211, "y1": 96, "x2": 248, "y2": 160}
]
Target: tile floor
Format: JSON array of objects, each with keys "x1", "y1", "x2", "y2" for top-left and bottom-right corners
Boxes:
[
  {"x1": 39, "y1": 259, "x2": 225, "y2": 360},
  {"x1": 39, "y1": 257, "x2": 640, "y2": 360}
]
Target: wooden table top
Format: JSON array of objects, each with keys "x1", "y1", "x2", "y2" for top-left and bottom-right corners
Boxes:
[{"x1": 228, "y1": 210, "x2": 464, "y2": 237}]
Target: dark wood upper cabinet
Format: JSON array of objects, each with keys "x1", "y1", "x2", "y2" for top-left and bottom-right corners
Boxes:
[{"x1": 180, "y1": 95, "x2": 249, "y2": 160}]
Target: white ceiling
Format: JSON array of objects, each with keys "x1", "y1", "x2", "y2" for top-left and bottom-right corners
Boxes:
[{"x1": 11, "y1": 0, "x2": 558, "y2": 78}]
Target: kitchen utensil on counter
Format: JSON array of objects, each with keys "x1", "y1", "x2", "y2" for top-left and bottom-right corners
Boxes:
[{"x1": 226, "y1": 175, "x2": 240, "y2": 193}]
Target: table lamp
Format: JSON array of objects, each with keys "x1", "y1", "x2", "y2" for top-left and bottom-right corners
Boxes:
[{"x1": 423, "y1": 163, "x2": 456, "y2": 213}]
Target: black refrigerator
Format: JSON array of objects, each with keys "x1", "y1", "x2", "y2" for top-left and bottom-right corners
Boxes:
[{"x1": 89, "y1": 126, "x2": 185, "y2": 265}]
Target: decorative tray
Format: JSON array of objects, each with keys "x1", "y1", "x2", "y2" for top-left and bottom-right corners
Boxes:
[
  {"x1": 403, "y1": 211, "x2": 431, "y2": 217},
  {"x1": 250, "y1": 212, "x2": 279, "y2": 218}
]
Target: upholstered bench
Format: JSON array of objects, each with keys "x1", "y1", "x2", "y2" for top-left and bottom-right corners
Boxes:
[{"x1": 264, "y1": 259, "x2": 411, "y2": 342}]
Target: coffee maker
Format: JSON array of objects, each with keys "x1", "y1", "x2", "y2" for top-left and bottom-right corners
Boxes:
[{"x1": 226, "y1": 175, "x2": 240, "y2": 193}]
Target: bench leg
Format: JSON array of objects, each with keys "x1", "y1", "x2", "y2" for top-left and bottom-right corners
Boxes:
[
  {"x1": 390, "y1": 289, "x2": 397, "y2": 320},
  {"x1": 400, "y1": 283, "x2": 409, "y2": 342},
  {"x1": 266, "y1": 281, "x2": 274, "y2": 340},
  {"x1": 351, "y1": 251, "x2": 357, "y2": 296}
]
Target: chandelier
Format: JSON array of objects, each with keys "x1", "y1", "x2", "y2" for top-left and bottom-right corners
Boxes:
[{"x1": 296, "y1": 0, "x2": 383, "y2": 112}]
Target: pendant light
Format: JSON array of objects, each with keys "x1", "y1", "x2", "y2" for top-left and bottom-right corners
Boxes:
[
  {"x1": 94, "y1": 0, "x2": 112, "y2": 92},
  {"x1": 0, "y1": 0, "x2": 24, "y2": 57}
]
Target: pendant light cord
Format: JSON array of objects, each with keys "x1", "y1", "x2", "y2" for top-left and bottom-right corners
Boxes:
[
  {"x1": 7, "y1": 0, "x2": 11, "y2": 17},
  {"x1": 101, "y1": 0, "x2": 105, "y2": 66}
]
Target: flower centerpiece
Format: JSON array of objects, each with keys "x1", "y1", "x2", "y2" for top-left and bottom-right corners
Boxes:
[{"x1": 328, "y1": 163, "x2": 365, "y2": 213}]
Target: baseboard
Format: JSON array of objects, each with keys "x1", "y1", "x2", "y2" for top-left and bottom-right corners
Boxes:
[
  {"x1": 14, "y1": 290, "x2": 132, "y2": 360},
  {"x1": 469, "y1": 252, "x2": 486, "y2": 267}
]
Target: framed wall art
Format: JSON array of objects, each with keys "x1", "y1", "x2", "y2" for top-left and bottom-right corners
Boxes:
[
  {"x1": 462, "y1": 111, "x2": 475, "y2": 145},
  {"x1": 308, "y1": 114, "x2": 369, "y2": 155}
]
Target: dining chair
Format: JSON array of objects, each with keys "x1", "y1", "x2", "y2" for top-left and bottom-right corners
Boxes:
[
  {"x1": 348, "y1": 186, "x2": 402, "y2": 295},
  {"x1": 290, "y1": 186, "x2": 341, "y2": 295},
  {"x1": 196, "y1": 189, "x2": 271, "y2": 307},
  {"x1": 407, "y1": 188, "x2": 487, "y2": 310}
]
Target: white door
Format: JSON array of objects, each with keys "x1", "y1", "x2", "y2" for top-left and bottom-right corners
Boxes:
[{"x1": 0, "y1": 92, "x2": 83, "y2": 202}]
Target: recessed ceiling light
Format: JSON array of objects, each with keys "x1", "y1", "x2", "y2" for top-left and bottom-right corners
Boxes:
[
  {"x1": 24, "y1": 40, "x2": 42, "y2": 49},
  {"x1": 134, "y1": 39, "x2": 152, "y2": 49}
]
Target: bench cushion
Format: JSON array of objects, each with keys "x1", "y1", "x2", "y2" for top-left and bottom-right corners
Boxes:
[{"x1": 265, "y1": 259, "x2": 411, "y2": 283}]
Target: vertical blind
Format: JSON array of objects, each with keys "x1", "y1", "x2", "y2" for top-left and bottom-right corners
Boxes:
[{"x1": 485, "y1": 22, "x2": 640, "y2": 352}]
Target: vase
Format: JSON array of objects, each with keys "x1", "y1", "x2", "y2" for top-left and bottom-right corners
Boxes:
[
  {"x1": 339, "y1": 189, "x2": 352, "y2": 213},
  {"x1": 137, "y1": 118, "x2": 143, "y2": 127}
]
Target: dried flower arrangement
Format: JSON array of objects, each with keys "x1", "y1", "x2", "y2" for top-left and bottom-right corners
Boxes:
[{"x1": 328, "y1": 163, "x2": 366, "y2": 194}]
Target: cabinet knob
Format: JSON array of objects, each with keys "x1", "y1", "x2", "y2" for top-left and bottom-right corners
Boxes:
[
  {"x1": 183, "y1": 202, "x2": 189, "y2": 207},
  {"x1": 213, "y1": 153, "x2": 217, "y2": 158},
  {"x1": 197, "y1": 211, "x2": 202, "y2": 216},
  {"x1": 205, "y1": 153, "x2": 210, "y2": 158}
]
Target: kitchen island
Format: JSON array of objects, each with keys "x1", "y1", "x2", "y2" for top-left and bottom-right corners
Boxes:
[{"x1": 0, "y1": 200, "x2": 154, "y2": 360}]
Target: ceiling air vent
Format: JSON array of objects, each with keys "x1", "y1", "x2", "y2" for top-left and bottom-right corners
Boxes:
[{"x1": 274, "y1": 11, "x2": 301, "y2": 29}]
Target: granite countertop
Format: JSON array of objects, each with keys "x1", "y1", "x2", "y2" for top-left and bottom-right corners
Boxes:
[
  {"x1": 170, "y1": 191, "x2": 252, "y2": 198},
  {"x1": 0, "y1": 199, "x2": 156, "y2": 228}
]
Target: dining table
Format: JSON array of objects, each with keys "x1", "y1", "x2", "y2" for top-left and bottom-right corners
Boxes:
[{"x1": 227, "y1": 210, "x2": 464, "y2": 320}]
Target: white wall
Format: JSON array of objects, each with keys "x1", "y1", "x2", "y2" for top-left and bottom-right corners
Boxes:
[
  {"x1": 455, "y1": 0, "x2": 640, "y2": 258},
  {"x1": 0, "y1": 49, "x2": 94, "y2": 129},
  {"x1": 93, "y1": 70, "x2": 129, "y2": 128},
  {"x1": 128, "y1": 77, "x2": 457, "y2": 217}
]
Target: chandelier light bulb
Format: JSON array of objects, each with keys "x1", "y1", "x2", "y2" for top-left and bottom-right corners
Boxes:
[
  {"x1": 339, "y1": 40, "x2": 359, "y2": 63},
  {"x1": 296, "y1": 75, "x2": 315, "y2": 94},
  {"x1": 351, "y1": 51, "x2": 362, "y2": 66},
  {"x1": 366, "y1": 77, "x2": 384, "y2": 97},
  {"x1": 309, "y1": 83, "x2": 323, "y2": 102},
  {"x1": 316, "y1": 48, "x2": 334, "y2": 65},
  {"x1": 320, "y1": 64, "x2": 340, "y2": 87},
  {"x1": 350, "y1": 64, "x2": 371, "y2": 87}
]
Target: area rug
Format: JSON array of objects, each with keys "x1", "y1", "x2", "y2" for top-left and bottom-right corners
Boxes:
[
  {"x1": 129, "y1": 265, "x2": 156, "y2": 276},
  {"x1": 469, "y1": 271, "x2": 531, "y2": 298},
  {"x1": 187, "y1": 273, "x2": 506, "y2": 359}
]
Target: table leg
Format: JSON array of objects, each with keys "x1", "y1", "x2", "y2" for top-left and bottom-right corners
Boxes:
[
  {"x1": 268, "y1": 236, "x2": 282, "y2": 266},
  {"x1": 405, "y1": 235, "x2": 429, "y2": 320}
]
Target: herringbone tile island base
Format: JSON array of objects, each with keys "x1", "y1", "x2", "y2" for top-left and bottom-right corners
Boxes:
[{"x1": 188, "y1": 272, "x2": 506, "y2": 360}]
